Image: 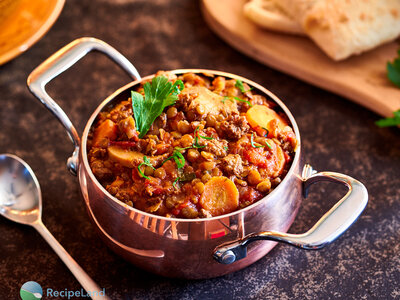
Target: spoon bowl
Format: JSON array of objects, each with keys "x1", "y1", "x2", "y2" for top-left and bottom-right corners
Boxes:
[{"x1": 0, "y1": 154, "x2": 41, "y2": 224}]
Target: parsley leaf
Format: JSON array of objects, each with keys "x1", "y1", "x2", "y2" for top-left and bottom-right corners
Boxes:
[
  {"x1": 235, "y1": 79, "x2": 253, "y2": 93},
  {"x1": 132, "y1": 76, "x2": 184, "y2": 138},
  {"x1": 387, "y1": 50, "x2": 400, "y2": 88},
  {"x1": 375, "y1": 109, "x2": 400, "y2": 127},
  {"x1": 137, "y1": 156, "x2": 155, "y2": 180},
  {"x1": 251, "y1": 133, "x2": 272, "y2": 149},
  {"x1": 162, "y1": 148, "x2": 186, "y2": 169}
]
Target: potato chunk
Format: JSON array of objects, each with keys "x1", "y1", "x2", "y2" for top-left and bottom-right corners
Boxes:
[
  {"x1": 108, "y1": 146, "x2": 166, "y2": 168},
  {"x1": 246, "y1": 105, "x2": 288, "y2": 134},
  {"x1": 184, "y1": 86, "x2": 239, "y2": 117}
]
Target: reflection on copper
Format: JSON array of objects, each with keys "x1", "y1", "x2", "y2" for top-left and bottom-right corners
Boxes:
[
  {"x1": 237, "y1": 212, "x2": 245, "y2": 239},
  {"x1": 150, "y1": 218, "x2": 157, "y2": 233},
  {"x1": 158, "y1": 219, "x2": 166, "y2": 236},
  {"x1": 170, "y1": 221, "x2": 178, "y2": 239},
  {"x1": 134, "y1": 211, "x2": 142, "y2": 225}
]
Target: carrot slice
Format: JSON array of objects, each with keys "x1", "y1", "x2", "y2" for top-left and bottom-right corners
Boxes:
[
  {"x1": 200, "y1": 176, "x2": 239, "y2": 217},
  {"x1": 93, "y1": 119, "x2": 118, "y2": 146}
]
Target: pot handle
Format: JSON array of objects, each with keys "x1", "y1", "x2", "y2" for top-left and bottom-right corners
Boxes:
[
  {"x1": 27, "y1": 37, "x2": 141, "y2": 176},
  {"x1": 213, "y1": 164, "x2": 368, "y2": 264}
]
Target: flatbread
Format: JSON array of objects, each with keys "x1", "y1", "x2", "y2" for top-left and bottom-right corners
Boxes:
[
  {"x1": 277, "y1": 0, "x2": 400, "y2": 60},
  {"x1": 243, "y1": 0, "x2": 304, "y2": 35}
]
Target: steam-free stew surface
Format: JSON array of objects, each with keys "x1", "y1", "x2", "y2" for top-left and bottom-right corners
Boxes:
[{"x1": 87, "y1": 71, "x2": 297, "y2": 218}]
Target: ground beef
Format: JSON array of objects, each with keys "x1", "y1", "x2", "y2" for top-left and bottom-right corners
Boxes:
[
  {"x1": 218, "y1": 113, "x2": 249, "y2": 140},
  {"x1": 204, "y1": 138, "x2": 228, "y2": 157},
  {"x1": 221, "y1": 154, "x2": 244, "y2": 177}
]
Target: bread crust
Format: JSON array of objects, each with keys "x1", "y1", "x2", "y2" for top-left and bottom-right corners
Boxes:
[
  {"x1": 244, "y1": 0, "x2": 304, "y2": 35},
  {"x1": 278, "y1": 0, "x2": 400, "y2": 60}
]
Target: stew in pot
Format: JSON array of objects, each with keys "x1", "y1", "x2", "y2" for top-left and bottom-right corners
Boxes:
[{"x1": 87, "y1": 71, "x2": 298, "y2": 218}]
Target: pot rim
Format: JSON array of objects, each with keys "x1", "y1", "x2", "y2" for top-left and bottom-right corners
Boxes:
[{"x1": 81, "y1": 69, "x2": 302, "y2": 222}]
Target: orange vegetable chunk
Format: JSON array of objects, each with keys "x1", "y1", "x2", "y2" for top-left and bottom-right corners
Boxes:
[
  {"x1": 246, "y1": 105, "x2": 288, "y2": 135},
  {"x1": 200, "y1": 176, "x2": 239, "y2": 217},
  {"x1": 93, "y1": 119, "x2": 118, "y2": 146}
]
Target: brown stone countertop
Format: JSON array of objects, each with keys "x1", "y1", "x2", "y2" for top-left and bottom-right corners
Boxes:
[{"x1": 0, "y1": 0, "x2": 399, "y2": 299}]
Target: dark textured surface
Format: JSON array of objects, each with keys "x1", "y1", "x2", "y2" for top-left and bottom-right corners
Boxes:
[{"x1": 0, "y1": 0, "x2": 399, "y2": 299}]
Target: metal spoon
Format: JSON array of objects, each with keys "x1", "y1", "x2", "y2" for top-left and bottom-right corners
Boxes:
[{"x1": 0, "y1": 154, "x2": 109, "y2": 300}]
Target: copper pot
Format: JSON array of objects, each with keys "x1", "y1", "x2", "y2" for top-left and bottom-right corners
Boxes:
[{"x1": 27, "y1": 38, "x2": 368, "y2": 279}]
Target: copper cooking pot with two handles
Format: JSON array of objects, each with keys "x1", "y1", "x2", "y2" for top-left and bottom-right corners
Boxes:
[{"x1": 27, "y1": 38, "x2": 368, "y2": 279}]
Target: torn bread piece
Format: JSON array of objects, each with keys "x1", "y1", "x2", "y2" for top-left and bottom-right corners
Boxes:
[
  {"x1": 278, "y1": 0, "x2": 400, "y2": 60},
  {"x1": 243, "y1": 0, "x2": 304, "y2": 35}
]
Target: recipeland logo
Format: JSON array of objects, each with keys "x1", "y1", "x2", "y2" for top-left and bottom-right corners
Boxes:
[
  {"x1": 20, "y1": 281, "x2": 43, "y2": 300},
  {"x1": 20, "y1": 281, "x2": 106, "y2": 299}
]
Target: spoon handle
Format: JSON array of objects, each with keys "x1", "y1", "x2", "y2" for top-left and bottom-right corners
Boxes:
[{"x1": 32, "y1": 221, "x2": 110, "y2": 300}]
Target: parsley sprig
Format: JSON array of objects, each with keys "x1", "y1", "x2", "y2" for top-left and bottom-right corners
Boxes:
[
  {"x1": 138, "y1": 127, "x2": 213, "y2": 186},
  {"x1": 138, "y1": 156, "x2": 155, "y2": 180},
  {"x1": 235, "y1": 79, "x2": 253, "y2": 93},
  {"x1": 380, "y1": 51, "x2": 400, "y2": 127},
  {"x1": 131, "y1": 76, "x2": 184, "y2": 138},
  {"x1": 199, "y1": 135, "x2": 214, "y2": 140},
  {"x1": 387, "y1": 50, "x2": 400, "y2": 89},
  {"x1": 163, "y1": 127, "x2": 211, "y2": 188},
  {"x1": 163, "y1": 148, "x2": 186, "y2": 169},
  {"x1": 222, "y1": 96, "x2": 252, "y2": 107},
  {"x1": 375, "y1": 109, "x2": 400, "y2": 127},
  {"x1": 251, "y1": 133, "x2": 272, "y2": 149},
  {"x1": 193, "y1": 126, "x2": 207, "y2": 148}
]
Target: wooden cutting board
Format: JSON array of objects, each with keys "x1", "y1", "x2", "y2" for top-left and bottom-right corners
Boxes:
[{"x1": 201, "y1": 0, "x2": 400, "y2": 117}]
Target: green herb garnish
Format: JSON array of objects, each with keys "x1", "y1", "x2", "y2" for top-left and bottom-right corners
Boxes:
[
  {"x1": 235, "y1": 79, "x2": 253, "y2": 93},
  {"x1": 387, "y1": 50, "x2": 400, "y2": 88},
  {"x1": 199, "y1": 135, "x2": 214, "y2": 140},
  {"x1": 224, "y1": 146, "x2": 229, "y2": 151},
  {"x1": 137, "y1": 156, "x2": 155, "y2": 180},
  {"x1": 262, "y1": 127, "x2": 269, "y2": 137},
  {"x1": 223, "y1": 96, "x2": 252, "y2": 107},
  {"x1": 251, "y1": 133, "x2": 264, "y2": 148},
  {"x1": 163, "y1": 127, "x2": 210, "y2": 186},
  {"x1": 162, "y1": 148, "x2": 186, "y2": 169},
  {"x1": 173, "y1": 177, "x2": 180, "y2": 189},
  {"x1": 380, "y1": 52, "x2": 400, "y2": 127},
  {"x1": 193, "y1": 126, "x2": 207, "y2": 148},
  {"x1": 232, "y1": 96, "x2": 252, "y2": 106},
  {"x1": 265, "y1": 141, "x2": 272, "y2": 149},
  {"x1": 250, "y1": 133, "x2": 272, "y2": 149},
  {"x1": 131, "y1": 76, "x2": 184, "y2": 138},
  {"x1": 375, "y1": 109, "x2": 400, "y2": 127}
]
